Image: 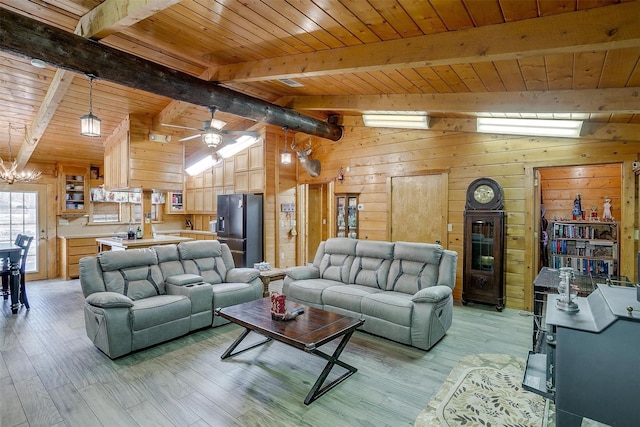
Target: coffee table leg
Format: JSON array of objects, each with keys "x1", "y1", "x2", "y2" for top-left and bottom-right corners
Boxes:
[
  {"x1": 221, "y1": 328, "x2": 272, "y2": 359},
  {"x1": 304, "y1": 329, "x2": 358, "y2": 405}
]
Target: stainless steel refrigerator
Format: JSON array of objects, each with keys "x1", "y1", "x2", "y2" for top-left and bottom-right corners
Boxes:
[{"x1": 216, "y1": 193, "x2": 263, "y2": 268}]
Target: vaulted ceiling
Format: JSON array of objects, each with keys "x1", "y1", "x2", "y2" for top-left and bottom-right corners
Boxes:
[{"x1": 0, "y1": 0, "x2": 639, "y2": 168}]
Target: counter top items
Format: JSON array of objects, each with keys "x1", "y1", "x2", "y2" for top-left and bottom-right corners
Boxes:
[
  {"x1": 79, "y1": 240, "x2": 263, "y2": 358},
  {"x1": 96, "y1": 235, "x2": 194, "y2": 252}
]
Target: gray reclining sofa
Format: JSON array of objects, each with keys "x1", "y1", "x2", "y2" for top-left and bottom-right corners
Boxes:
[
  {"x1": 283, "y1": 238, "x2": 458, "y2": 350},
  {"x1": 79, "y1": 240, "x2": 263, "y2": 358}
]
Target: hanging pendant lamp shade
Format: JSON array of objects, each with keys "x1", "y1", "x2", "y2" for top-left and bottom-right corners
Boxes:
[
  {"x1": 80, "y1": 75, "x2": 101, "y2": 137},
  {"x1": 281, "y1": 127, "x2": 292, "y2": 165}
]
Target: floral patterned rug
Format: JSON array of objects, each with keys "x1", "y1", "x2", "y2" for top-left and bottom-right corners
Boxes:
[{"x1": 415, "y1": 354, "x2": 548, "y2": 427}]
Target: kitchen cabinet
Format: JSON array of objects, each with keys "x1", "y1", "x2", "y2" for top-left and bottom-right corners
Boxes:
[
  {"x1": 59, "y1": 236, "x2": 98, "y2": 279},
  {"x1": 166, "y1": 190, "x2": 185, "y2": 214},
  {"x1": 59, "y1": 163, "x2": 90, "y2": 214}
]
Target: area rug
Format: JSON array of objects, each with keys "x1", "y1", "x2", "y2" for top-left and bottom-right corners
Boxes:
[{"x1": 415, "y1": 354, "x2": 547, "y2": 427}]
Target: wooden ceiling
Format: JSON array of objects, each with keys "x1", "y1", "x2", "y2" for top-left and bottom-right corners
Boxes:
[{"x1": 0, "y1": 0, "x2": 639, "y2": 168}]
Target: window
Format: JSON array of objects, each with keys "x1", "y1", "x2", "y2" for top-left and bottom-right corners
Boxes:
[
  {"x1": 131, "y1": 203, "x2": 161, "y2": 223},
  {"x1": 0, "y1": 191, "x2": 38, "y2": 272},
  {"x1": 91, "y1": 202, "x2": 120, "y2": 223}
]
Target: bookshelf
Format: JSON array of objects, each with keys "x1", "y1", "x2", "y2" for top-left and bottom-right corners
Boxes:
[{"x1": 549, "y1": 221, "x2": 618, "y2": 276}]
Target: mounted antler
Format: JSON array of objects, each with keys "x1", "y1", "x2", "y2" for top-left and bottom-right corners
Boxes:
[{"x1": 291, "y1": 138, "x2": 321, "y2": 177}]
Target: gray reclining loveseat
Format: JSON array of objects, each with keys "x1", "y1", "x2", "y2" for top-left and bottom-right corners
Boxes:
[
  {"x1": 283, "y1": 238, "x2": 458, "y2": 351},
  {"x1": 79, "y1": 240, "x2": 263, "y2": 358}
]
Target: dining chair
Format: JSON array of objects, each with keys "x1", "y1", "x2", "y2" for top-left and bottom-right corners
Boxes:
[
  {"x1": 1, "y1": 234, "x2": 23, "y2": 300},
  {"x1": 1, "y1": 234, "x2": 33, "y2": 310}
]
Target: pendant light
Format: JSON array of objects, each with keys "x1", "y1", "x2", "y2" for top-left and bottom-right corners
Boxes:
[
  {"x1": 281, "y1": 126, "x2": 292, "y2": 165},
  {"x1": 80, "y1": 75, "x2": 101, "y2": 137}
]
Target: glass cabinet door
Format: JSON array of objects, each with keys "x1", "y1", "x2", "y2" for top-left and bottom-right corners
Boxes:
[
  {"x1": 336, "y1": 193, "x2": 358, "y2": 238},
  {"x1": 336, "y1": 196, "x2": 346, "y2": 237},
  {"x1": 471, "y1": 219, "x2": 495, "y2": 272}
]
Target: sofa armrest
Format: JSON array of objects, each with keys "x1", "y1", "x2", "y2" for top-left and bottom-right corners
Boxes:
[
  {"x1": 86, "y1": 292, "x2": 134, "y2": 308},
  {"x1": 225, "y1": 268, "x2": 260, "y2": 283},
  {"x1": 166, "y1": 273, "x2": 204, "y2": 286},
  {"x1": 412, "y1": 286, "x2": 452, "y2": 303},
  {"x1": 285, "y1": 265, "x2": 320, "y2": 280}
]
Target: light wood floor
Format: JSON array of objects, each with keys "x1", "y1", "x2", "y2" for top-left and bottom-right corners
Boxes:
[{"x1": 1, "y1": 279, "x2": 533, "y2": 427}]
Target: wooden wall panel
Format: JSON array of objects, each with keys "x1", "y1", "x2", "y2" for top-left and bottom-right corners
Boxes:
[{"x1": 310, "y1": 126, "x2": 638, "y2": 311}]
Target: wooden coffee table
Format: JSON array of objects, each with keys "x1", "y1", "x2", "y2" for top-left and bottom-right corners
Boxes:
[{"x1": 215, "y1": 298, "x2": 364, "y2": 404}]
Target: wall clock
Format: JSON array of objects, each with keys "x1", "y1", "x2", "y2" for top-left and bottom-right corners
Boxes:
[{"x1": 465, "y1": 178, "x2": 504, "y2": 210}]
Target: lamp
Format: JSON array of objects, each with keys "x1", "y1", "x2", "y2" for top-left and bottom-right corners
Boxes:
[
  {"x1": 476, "y1": 117, "x2": 583, "y2": 138},
  {"x1": 281, "y1": 127, "x2": 292, "y2": 165},
  {"x1": 362, "y1": 111, "x2": 429, "y2": 129},
  {"x1": 80, "y1": 75, "x2": 101, "y2": 137},
  {"x1": 0, "y1": 124, "x2": 42, "y2": 184}
]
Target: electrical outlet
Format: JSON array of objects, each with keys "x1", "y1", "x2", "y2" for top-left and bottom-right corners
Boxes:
[{"x1": 281, "y1": 252, "x2": 285, "y2": 260}]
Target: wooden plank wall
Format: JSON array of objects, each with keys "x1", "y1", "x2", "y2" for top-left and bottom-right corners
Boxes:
[
  {"x1": 305, "y1": 125, "x2": 639, "y2": 310},
  {"x1": 539, "y1": 164, "x2": 621, "y2": 223}
]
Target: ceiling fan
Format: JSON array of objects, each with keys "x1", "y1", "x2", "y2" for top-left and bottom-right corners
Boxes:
[{"x1": 162, "y1": 106, "x2": 260, "y2": 148}]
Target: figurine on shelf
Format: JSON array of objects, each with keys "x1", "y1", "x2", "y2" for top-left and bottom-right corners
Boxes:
[
  {"x1": 590, "y1": 205, "x2": 598, "y2": 221},
  {"x1": 572, "y1": 193, "x2": 584, "y2": 220},
  {"x1": 602, "y1": 197, "x2": 614, "y2": 221}
]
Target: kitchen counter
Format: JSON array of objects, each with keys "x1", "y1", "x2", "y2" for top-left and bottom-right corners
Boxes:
[{"x1": 96, "y1": 235, "x2": 194, "y2": 251}]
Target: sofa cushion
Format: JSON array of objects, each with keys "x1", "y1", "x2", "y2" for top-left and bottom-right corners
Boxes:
[
  {"x1": 387, "y1": 242, "x2": 443, "y2": 294},
  {"x1": 154, "y1": 244, "x2": 186, "y2": 280},
  {"x1": 287, "y1": 278, "x2": 342, "y2": 306},
  {"x1": 130, "y1": 295, "x2": 191, "y2": 331},
  {"x1": 349, "y1": 240, "x2": 394, "y2": 288},
  {"x1": 361, "y1": 291, "x2": 414, "y2": 327},
  {"x1": 98, "y1": 249, "x2": 165, "y2": 300},
  {"x1": 318, "y1": 238, "x2": 358, "y2": 282},
  {"x1": 178, "y1": 240, "x2": 227, "y2": 284},
  {"x1": 322, "y1": 284, "x2": 382, "y2": 313}
]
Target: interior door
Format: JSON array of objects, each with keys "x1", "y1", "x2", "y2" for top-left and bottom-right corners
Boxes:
[
  {"x1": 390, "y1": 173, "x2": 448, "y2": 246},
  {"x1": 307, "y1": 185, "x2": 324, "y2": 261}
]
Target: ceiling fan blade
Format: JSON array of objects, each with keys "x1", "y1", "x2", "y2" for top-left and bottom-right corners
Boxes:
[
  {"x1": 179, "y1": 134, "x2": 202, "y2": 142},
  {"x1": 218, "y1": 130, "x2": 261, "y2": 138},
  {"x1": 162, "y1": 123, "x2": 203, "y2": 132}
]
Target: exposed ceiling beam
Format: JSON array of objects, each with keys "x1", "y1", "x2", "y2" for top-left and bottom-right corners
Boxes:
[
  {"x1": 287, "y1": 88, "x2": 640, "y2": 114},
  {"x1": 211, "y1": 1, "x2": 640, "y2": 83},
  {"x1": 77, "y1": 0, "x2": 181, "y2": 40},
  {"x1": 0, "y1": 7, "x2": 342, "y2": 141},
  {"x1": 16, "y1": 0, "x2": 179, "y2": 167}
]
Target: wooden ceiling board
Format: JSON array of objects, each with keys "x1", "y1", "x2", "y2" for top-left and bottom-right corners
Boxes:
[
  {"x1": 0, "y1": 0, "x2": 638, "y2": 168},
  {"x1": 545, "y1": 54, "x2": 574, "y2": 90},
  {"x1": 472, "y1": 62, "x2": 508, "y2": 92},
  {"x1": 463, "y1": 0, "x2": 505, "y2": 26},
  {"x1": 598, "y1": 47, "x2": 640, "y2": 88}
]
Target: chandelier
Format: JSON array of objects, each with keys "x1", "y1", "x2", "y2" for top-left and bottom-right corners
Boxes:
[{"x1": 0, "y1": 124, "x2": 42, "y2": 184}]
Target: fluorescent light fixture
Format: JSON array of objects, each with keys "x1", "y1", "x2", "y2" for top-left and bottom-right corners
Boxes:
[
  {"x1": 362, "y1": 111, "x2": 429, "y2": 129},
  {"x1": 477, "y1": 117, "x2": 583, "y2": 138},
  {"x1": 218, "y1": 135, "x2": 259, "y2": 159},
  {"x1": 185, "y1": 154, "x2": 217, "y2": 176}
]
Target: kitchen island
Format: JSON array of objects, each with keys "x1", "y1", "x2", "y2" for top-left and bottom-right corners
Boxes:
[{"x1": 96, "y1": 235, "x2": 195, "y2": 252}]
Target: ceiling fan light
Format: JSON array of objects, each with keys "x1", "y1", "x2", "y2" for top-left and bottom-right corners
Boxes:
[{"x1": 202, "y1": 132, "x2": 222, "y2": 147}]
